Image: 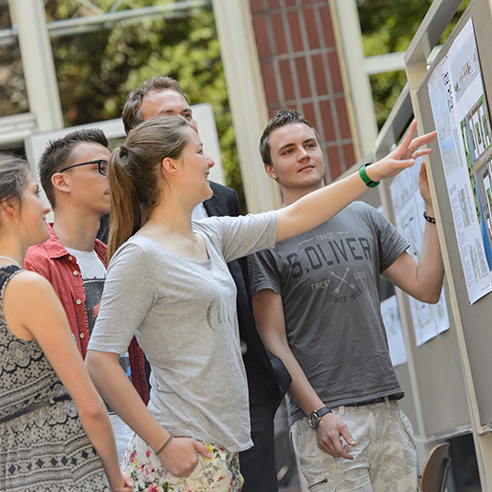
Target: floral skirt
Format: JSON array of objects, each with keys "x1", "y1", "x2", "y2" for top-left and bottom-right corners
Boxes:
[{"x1": 122, "y1": 433, "x2": 244, "y2": 492}]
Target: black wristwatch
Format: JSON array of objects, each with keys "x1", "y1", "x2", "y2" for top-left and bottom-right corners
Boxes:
[{"x1": 308, "y1": 406, "x2": 332, "y2": 429}]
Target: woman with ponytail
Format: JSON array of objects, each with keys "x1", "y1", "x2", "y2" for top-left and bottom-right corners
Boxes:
[
  {"x1": 86, "y1": 116, "x2": 435, "y2": 492},
  {"x1": 0, "y1": 155, "x2": 132, "y2": 492}
]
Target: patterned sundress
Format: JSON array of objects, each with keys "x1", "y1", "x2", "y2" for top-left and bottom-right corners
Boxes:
[{"x1": 0, "y1": 265, "x2": 110, "y2": 491}]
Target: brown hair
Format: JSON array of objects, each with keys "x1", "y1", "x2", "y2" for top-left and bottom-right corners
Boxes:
[
  {"x1": 259, "y1": 108, "x2": 321, "y2": 167},
  {"x1": 0, "y1": 154, "x2": 30, "y2": 222},
  {"x1": 38, "y1": 129, "x2": 108, "y2": 208},
  {"x1": 122, "y1": 76, "x2": 188, "y2": 135},
  {"x1": 108, "y1": 115, "x2": 191, "y2": 259}
]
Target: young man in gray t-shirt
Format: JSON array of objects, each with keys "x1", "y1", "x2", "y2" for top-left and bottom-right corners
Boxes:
[{"x1": 248, "y1": 109, "x2": 444, "y2": 491}]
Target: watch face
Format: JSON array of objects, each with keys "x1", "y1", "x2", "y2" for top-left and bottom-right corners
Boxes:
[{"x1": 308, "y1": 412, "x2": 319, "y2": 429}]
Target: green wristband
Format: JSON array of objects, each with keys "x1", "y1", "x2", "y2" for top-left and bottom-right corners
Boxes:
[
  {"x1": 358, "y1": 164, "x2": 380, "y2": 188},
  {"x1": 155, "y1": 435, "x2": 173, "y2": 456}
]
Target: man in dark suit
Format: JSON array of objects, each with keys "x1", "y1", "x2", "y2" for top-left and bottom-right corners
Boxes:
[{"x1": 121, "y1": 76, "x2": 291, "y2": 492}]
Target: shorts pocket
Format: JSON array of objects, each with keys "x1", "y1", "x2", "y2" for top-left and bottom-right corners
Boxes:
[
  {"x1": 290, "y1": 419, "x2": 324, "y2": 459},
  {"x1": 187, "y1": 456, "x2": 205, "y2": 480},
  {"x1": 186, "y1": 451, "x2": 244, "y2": 492},
  {"x1": 398, "y1": 408, "x2": 416, "y2": 450}
]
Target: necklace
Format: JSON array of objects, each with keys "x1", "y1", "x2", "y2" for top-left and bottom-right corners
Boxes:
[
  {"x1": 148, "y1": 219, "x2": 197, "y2": 243},
  {"x1": 0, "y1": 256, "x2": 21, "y2": 268}
]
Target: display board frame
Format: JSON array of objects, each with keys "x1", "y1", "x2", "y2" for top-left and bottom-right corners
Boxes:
[
  {"x1": 415, "y1": 0, "x2": 492, "y2": 431},
  {"x1": 405, "y1": 0, "x2": 492, "y2": 486},
  {"x1": 375, "y1": 84, "x2": 471, "y2": 442}
]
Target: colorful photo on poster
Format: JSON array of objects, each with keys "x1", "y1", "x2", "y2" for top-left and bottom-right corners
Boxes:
[
  {"x1": 459, "y1": 95, "x2": 492, "y2": 269},
  {"x1": 460, "y1": 96, "x2": 492, "y2": 222}
]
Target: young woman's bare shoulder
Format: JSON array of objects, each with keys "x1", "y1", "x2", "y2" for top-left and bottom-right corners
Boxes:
[
  {"x1": 3, "y1": 271, "x2": 62, "y2": 340},
  {"x1": 7, "y1": 270, "x2": 53, "y2": 297}
]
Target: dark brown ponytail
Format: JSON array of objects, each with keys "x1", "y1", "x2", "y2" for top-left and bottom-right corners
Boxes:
[{"x1": 108, "y1": 115, "x2": 190, "y2": 259}]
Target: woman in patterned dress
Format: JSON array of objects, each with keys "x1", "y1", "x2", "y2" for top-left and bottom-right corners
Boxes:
[{"x1": 0, "y1": 154, "x2": 133, "y2": 492}]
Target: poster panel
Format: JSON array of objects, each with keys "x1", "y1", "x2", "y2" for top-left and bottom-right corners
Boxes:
[{"x1": 427, "y1": 18, "x2": 492, "y2": 303}]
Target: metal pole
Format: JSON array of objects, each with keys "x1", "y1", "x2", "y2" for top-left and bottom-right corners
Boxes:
[
  {"x1": 9, "y1": 0, "x2": 63, "y2": 132},
  {"x1": 211, "y1": 0, "x2": 281, "y2": 213},
  {"x1": 329, "y1": 0, "x2": 378, "y2": 159}
]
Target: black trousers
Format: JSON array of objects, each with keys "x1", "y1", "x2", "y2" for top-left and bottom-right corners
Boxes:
[{"x1": 239, "y1": 351, "x2": 291, "y2": 492}]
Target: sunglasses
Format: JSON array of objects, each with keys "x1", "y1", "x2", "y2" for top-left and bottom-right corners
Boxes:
[{"x1": 59, "y1": 159, "x2": 108, "y2": 176}]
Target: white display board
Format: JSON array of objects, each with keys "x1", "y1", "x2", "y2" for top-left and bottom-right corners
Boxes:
[{"x1": 427, "y1": 19, "x2": 492, "y2": 303}]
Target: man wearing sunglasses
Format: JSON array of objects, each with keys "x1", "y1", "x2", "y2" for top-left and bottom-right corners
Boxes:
[{"x1": 23, "y1": 129, "x2": 149, "y2": 462}]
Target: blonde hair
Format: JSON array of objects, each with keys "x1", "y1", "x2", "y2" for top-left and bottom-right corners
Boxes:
[{"x1": 108, "y1": 115, "x2": 190, "y2": 259}]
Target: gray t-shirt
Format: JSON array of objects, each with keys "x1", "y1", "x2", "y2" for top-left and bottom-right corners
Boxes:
[
  {"x1": 248, "y1": 202, "x2": 408, "y2": 425},
  {"x1": 89, "y1": 212, "x2": 277, "y2": 452}
]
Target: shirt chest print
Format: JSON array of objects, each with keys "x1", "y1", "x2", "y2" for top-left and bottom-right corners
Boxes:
[
  {"x1": 285, "y1": 232, "x2": 371, "y2": 302},
  {"x1": 206, "y1": 297, "x2": 235, "y2": 332}
]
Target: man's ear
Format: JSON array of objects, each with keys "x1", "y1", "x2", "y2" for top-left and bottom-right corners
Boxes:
[
  {"x1": 264, "y1": 164, "x2": 277, "y2": 180},
  {"x1": 51, "y1": 173, "x2": 71, "y2": 195}
]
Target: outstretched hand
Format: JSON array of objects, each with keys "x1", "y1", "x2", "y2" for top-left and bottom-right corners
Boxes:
[
  {"x1": 316, "y1": 413, "x2": 356, "y2": 461},
  {"x1": 366, "y1": 120, "x2": 437, "y2": 183}
]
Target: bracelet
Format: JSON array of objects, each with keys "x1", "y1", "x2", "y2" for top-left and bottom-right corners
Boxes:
[
  {"x1": 358, "y1": 164, "x2": 380, "y2": 188},
  {"x1": 423, "y1": 211, "x2": 436, "y2": 224},
  {"x1": 155, "y1": 435, "x2": 174, "y2": 456}
]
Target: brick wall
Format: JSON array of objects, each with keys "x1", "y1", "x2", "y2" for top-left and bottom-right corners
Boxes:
[{"x1": 248, "y1": 0, "x2": 356, "y2": 180}]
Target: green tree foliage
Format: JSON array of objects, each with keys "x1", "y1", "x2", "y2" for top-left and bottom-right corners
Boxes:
[
  {"x1": 45, "y1": 0, "x2": 244, "y2": 209},
  {"x1": 0, "y1": 4, "x2": 28, "y2": 117},
  {"x1": 357, "y1": 0, "x2": 471, "y2": 129}
]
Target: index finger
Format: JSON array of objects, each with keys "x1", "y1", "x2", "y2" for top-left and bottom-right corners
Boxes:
[
  {"x1": 401, "y1": 120, "x2": 418, "y2": 148},
  {"x1": 410, "y1": 131, "x2": 437, "y2": 149},
  {"x1": 319, "y1": 430, "x2": 353, "y2": 459},
  {"x1": 338, "y1": 443, "x2": 354, "y2": 461},
  {"x1": 320, "y1": 439, "x2": 353, "y2": 460}
]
